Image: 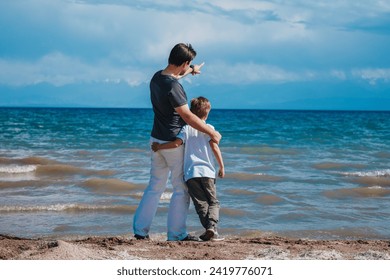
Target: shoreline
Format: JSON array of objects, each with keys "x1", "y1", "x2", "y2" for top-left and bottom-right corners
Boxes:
[{"x1": 1, "y1": 234, "x2": 389, "y2": 260}]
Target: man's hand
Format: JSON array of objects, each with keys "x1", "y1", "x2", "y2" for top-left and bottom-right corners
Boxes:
[
  {"x1": 151, "y1": 142, "x2": 160, "y2": 152},
  {"x1": 191, "y1": 62, "x2": 205, "y2": 75},
  {"x1": 210, "y1": 130, "x2": 222, "y2": 145}
]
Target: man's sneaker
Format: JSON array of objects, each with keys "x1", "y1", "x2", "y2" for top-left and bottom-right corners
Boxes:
[
  {"x1": 199, "y1": 228, "x2": 215, "y2": 241},
  {"x1": 134, "y1": 234, "x2": 149, "y2": 240},
  {"x1": 180, "y1": 234, "x2": 200, "y2": 241}
]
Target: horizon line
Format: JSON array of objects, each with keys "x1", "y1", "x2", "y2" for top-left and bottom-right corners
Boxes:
[{"x1": 1, "y1": 106, "x2": 390, "y2": 113}]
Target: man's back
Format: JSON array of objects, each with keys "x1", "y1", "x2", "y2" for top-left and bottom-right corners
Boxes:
[{"x1": 150, "y1": 71, "x2": 187, "y2": 141}]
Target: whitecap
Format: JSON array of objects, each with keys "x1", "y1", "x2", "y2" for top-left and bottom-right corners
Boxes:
[
  {"x1": 0, "y1": 204, "x2": 76, "y2": 212},
  {"x1": 0, "y1": 203, "x2": 137, "y2": 213},
  {"x1": 160, "y1": 192, "x2": 172, "y2": 201},
  {"x1": 340, "y1": 169, "x2": 390, "y2": 177},
  {"x1": 368, "y1": 185, "x2": 383, "y2": 189},
  {"x1": 131, "y1": 191, "x2": 172, "y2": 201},
  {"x1": 323, "y1": 187, "x2": 390, "y2": 199},
  {"x1": 0, "y1": 164, "x2": 37, "y2": 174}
]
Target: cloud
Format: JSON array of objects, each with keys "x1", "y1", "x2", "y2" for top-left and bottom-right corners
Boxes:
[
  {"x1": 204, "y1": 61, "x2": 313, "y2": 84},
  {"x1": 352, "y1": 68, "x2": 390, "y2": 85},
  {"x1": 330, "y1": 70, "x2": 347, "y2": 80},
  {"x1": 1, "y1": 0, "x2": 390, "y2": 91},
  {"x1": 0, "y1": 53, "x2": 149, "y2": 87}
]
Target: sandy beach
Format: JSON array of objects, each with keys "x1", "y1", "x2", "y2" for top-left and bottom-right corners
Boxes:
[{"x1": 1, "y1": 233, "x2": 389, "y2": 260}]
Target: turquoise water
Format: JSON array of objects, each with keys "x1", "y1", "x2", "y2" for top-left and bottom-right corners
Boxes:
[{"x1": 1, "y1": 108, "x2": 390, "y2": 239}]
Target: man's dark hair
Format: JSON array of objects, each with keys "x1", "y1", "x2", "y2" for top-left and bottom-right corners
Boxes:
[{"x1": 168, "y1": 43, "x2": 196, "y2": 66}]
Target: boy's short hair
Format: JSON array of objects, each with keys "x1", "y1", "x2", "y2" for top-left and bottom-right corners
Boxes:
[
  {"x1": 190, "y1": 97, "x2": 211, "y2": 119},
  {"x1": 168, "y1": 43, "x2": 196, "y2": 66}
]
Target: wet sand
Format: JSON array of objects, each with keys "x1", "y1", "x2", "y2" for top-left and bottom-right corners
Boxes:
[{"x1": 1, "y1": 234, "x2": 389, "y2": 260}]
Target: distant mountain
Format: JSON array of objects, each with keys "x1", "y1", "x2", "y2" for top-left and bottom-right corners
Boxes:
[
  {"x1": 0, "y1": 82, "x2": 150, "y2": 108},
  {"x1": 1, "y1": 79, "x2": 389, "y2": 110}
]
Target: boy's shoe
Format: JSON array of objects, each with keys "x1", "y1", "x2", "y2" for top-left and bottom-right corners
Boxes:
[
  {"x1": 134, "y1": 234, "x2": 149, "y2": 240},
  {"x1": 210, "y1": 233, "x2": 225, "y2": 242},
  {"x1": 199, "y1": 228, "x2": 215, "y2": 241},
  {"x1": 180, "y1": 234, "x2": 200, "y2": 241}
]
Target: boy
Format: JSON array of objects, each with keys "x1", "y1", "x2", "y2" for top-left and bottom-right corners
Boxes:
[{"x1": 152, "y1": 97, "x2": 225, "y2": 241}]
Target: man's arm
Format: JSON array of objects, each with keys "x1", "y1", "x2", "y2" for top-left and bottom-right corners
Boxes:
[
  {"x1": 151, "y1": 139, "x2": 183, "y2": 152},
  {"x1": 175, "y1": 104, "x2": 221, "y2": 144},
  {"x1": 177, "y1": 62, "x2": 205, "y2": 79},
  {"x1": 209, "y1": 140, "x2": 225, "y2": 178}
]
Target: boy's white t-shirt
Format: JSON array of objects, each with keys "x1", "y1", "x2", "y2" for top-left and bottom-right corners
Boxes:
[{"x1": 176, "y1": 123, "x2": 216, "y2": 182}]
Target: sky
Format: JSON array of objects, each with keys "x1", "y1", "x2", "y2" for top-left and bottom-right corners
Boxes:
[{"x1": 1, "y1": 0, "x2": 390, "y2": 110}]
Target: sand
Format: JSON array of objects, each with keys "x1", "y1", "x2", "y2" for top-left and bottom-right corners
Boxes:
[{"x1": 1, "y1": 234, "x2": 389, "y2": 260}]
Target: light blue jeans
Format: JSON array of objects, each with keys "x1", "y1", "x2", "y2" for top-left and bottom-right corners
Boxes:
[{"x1": 133, "y1": 138, "x2": 190, "y2": 241}]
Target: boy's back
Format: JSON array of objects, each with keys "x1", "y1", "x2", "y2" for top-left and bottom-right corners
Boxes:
[{"x1": 177, "y1": 124, "x2": 216, "y2": 182}]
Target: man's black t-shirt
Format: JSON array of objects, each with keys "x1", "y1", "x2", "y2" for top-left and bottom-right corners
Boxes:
[{"x1": 150, "y1": 71, "x2": 188, "y2": 141}]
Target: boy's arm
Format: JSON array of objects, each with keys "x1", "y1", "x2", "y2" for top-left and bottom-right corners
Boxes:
[
  {"x1": 209, "y1": 140, "x2": 225, "y2": 178},
  {"x1": 151, "y1": 138, "x2": 183, "y2": 152}
]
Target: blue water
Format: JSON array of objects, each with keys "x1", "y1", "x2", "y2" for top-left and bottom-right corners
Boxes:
[{"x1": 1, "y1": 108, "x2": 390, "y2": 240}]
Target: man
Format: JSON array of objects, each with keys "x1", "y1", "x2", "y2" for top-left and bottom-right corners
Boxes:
[{"x1": 133, "y1": 43, "x2": 221, "y2": 241}]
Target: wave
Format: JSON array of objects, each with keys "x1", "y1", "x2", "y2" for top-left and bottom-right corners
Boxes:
[
  {"x1": 81, "y1": 178, "x2": 145, "y2": 194},
  {"x1": 281, "y1": 228, "x2": 384, "y2": 240},
  {"x1": 340, "y1": 169, "x2": 390, "y2": 177},
  {"x1": 352, "y1": 177, "x2": 390, "y2": 188},
  {"x1": 323, "y1": 187, "x2": 390, "y2": 199},
  {"x1": 337, "y1": 169, "x2": 390, "y2": 188},
  {"x1": 313, "y1": 162, "x2": 366, "y2": 170},
  {"x1": 239, "y1": 146, "x2": 298, "y2": 156},
  {"x1": 225, "y1": 172, "x2": 283, "y2": 182},
  {"x1": 226, "y1": 189, "x2": 258, "y2": 195},
  {"x1": 0, "y1": 180, "x2": 52, "y2": 189},
  {"x1": 0, "y1": 165, "x2": 38, "y2": 183},
  {"x1": 256, "y1": 194, "x2": 284, "y2": 205},
  {"x1": 36, "y1": 164, "x2": 115, "y2": 177},
  {"x1": 128, "y1": 192, "x2": 172, "y2": 202},
  {"x1": 0, "y1": 203, "x2": 137, "y2": 214},
  {"x1": 160, "y1": 192, "x2": 172, "y2": 201},
  {"x1": 0, "y1": 156, "x2": 115, "y2": 181},
  {"x1": 276, "y1": 212, "x2": 308, "y2": 222},
  {"x1": 0, "y1": 164, "x2": 37, "y2": 174},
  {"x1": 0, "y1": 156, "x2": 58, "y2": 165},
  {"x1": 374, "y1": 151, "x2": 390, "y2": 159},
  {"x1": 220, "y1": 207, "x2": 247, "y2": 217}
]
